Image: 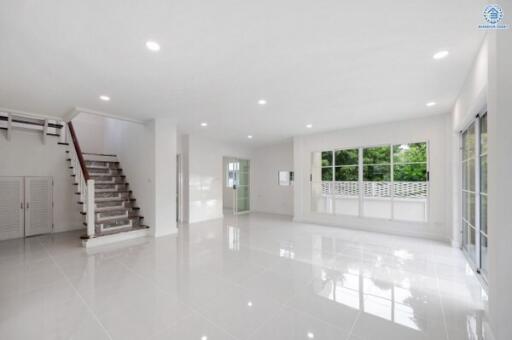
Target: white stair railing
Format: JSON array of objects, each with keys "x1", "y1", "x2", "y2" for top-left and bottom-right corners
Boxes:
[{"x1": 67, "y1": 122, "x2": 95, "y2": 238}]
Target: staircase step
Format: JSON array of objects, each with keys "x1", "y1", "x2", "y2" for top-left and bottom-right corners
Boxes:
[
  {"x1": 79, "y1": 198, "x2": 136, "y2": 205},
  {"x1": 80, "y1": 207, "x2": 139, "y2": 215},
  {"x1": 95, "y1": 189, "x2": 131, "y2": 194}
]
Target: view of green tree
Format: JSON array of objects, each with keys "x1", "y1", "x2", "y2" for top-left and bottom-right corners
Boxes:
[
  {"x1": 393, "y1": 143, "x2": 427, "y2": 181},
  {"x1": 335, "y1": 166, "x2": 358, "y2": 181},
  {"x1": 318, "y1": 142, "x2": 428, "y2": 182},
  {"x1": 322, "y1": 151, "x2": 333, "y2": 166},
  {"x1": 363, "y1": 165, "x2": 391, "y2": 181},
  {"x1": 322, "y1": 167, "x2": 333, "y2": 181},
  {"x1": 335, "y1": 149, "x2": 358, "y2": 165},
  {"x1": 394, "y1": 164, "x2": 427, "y2": 181},
  {"x1": 363, "y1": 146, "x2": 390, "y2": 164},
  {"x1": 393, "y1": 143, "x2": 427, "y2": 163}
]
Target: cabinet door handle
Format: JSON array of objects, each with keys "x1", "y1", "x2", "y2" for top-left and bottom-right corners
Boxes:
[
  {"x1": 20, "y1": 202, "x2": 24, "y2": 209},
  {"x1": 26, "y1": 202, "x2": 29, "y2": 209}
]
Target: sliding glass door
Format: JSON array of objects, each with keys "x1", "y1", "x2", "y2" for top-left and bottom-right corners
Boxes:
[
  {"x1": 461, "y1": 113, "x2": 488, "y2": 280},
  {"x1": 235, "y1": 159, "x2": 250, "y2": 214},
  {"x1": 226, "y1": 158, "x2": 250, "y2": 215}
]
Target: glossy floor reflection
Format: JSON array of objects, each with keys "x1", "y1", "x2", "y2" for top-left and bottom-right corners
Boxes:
[{"x1": 0, "y1": 213, "x2": 488, "y2": 340}]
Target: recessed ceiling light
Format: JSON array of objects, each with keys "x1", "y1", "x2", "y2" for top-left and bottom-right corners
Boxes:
[
  {"x1": 307, "y1": 332, "x2": 315, "y2": 339},
  {"x1": 257, "y1": 99, "x2": 267, "y2": 105},
  {"x1": 200, "y1": 122, "x2": 208, "y2": 127},
  {"x1": 200, "y1": 336, "x2": 208, "y2": 340},
  {"x1": 306, "y1": 124, "x2": 313, "y2": 128},
  {"x1": 247, "y1": 135, "x2": 253, "y2": 139},
  {"x1": 99, "y1": 95, "x2": 110, "y2": 101},
  {"x1": 247, "y1": 301, "x2": 253, "y2": 307},
  {"x1": 426, "y1": 102, "x2": 437, "y2": 107},
  {"x1": 433, "y1": 50, "x2": 449, "y2": 60},
  {"x1": 145, "y1": 40, "x2": 161, "y2": 52}
]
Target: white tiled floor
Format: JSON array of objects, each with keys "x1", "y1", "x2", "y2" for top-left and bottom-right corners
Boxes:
[{"x1": 0, "y1": 213, "x2": 488, "y2": 340}]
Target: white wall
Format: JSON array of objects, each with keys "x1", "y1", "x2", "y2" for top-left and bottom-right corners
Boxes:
[
  {"x1": 487, "y1": 25, "x2": 512, "y2": 340},
  {"x1": 72, "y1": 113, "x2": 111, "y2": 154},
  {"x1": 293, "y1": 114, "x2": 452, "y2": 242},
  {"x1": 185, "y1": 134, "x2": 252, "y2": 223},
  {"x1": 252, "y1": 140, "x2": 294, "y2": 216},
  {"x1": 153, "y1": 118, "x2": 177, "y2": 236},
  {"x1": 222, "y1": 157, "x2": 234, "y2": 209},
  {"x1": 0, "y1": 129, "x2": 82, "y2": 233}
]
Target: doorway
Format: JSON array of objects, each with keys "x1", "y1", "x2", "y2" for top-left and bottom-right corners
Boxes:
[{"x1": 223, "y1": 157, "x2": 250, "y2": 215}]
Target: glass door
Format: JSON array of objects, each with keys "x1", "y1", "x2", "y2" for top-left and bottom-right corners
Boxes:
[
  {"x1": 461, "y1": 113, "x2": 488, "y2": 281},
  {"x1": 233, "y1": 159, "x2": 250, "y2": 214},
  {"x1": 461, "y1": 122, "x2": 477, "y2": 263}
]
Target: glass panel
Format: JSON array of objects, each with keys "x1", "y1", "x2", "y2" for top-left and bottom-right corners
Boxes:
[
  {"x1": 462, "y1": 192, "x2": 468, "y2": 222},
  {"x1": 480, "y1": 194, "x2": 487, "y2": 234},
  {"x1": 322, "y1": 151, "x2": 333, "y2": 167},
  {"x1": 480, "y1": 155, "x2": 487, "y2": 194},
  {"x1": 335, "y1": 166, "x2": 358, "y2": 181},
  {"x1": 239, "y1": 159, "x2": 249, "y2": 172},
  {"x1": 481, "y1": 235, "x2": 488, "y2": 276},
  {"x1": 462, "y1": 161, "x2": 469, "y2": 190},
  {"x1": 335, "y1": 149, "x2": 358, "y2": 165},
  {"x1": 480, "y1": 114, "x2": 488, "y2": 154},
  {"x1": 235, "y1": 159, "x2": 250, "y2": 213},
  {"x1": 463, "y1": 123, "x2": 476, "y2": 160},
  {"x1": 363, "y1": 146, "x2": 392, "y2": 219},
  {"x1": 469, "y1": 159, "x2": 475, "y2": 192},
  {"x1": 322, "y1": 167, "x2": 333, "y2": 181},
  {"x1": 393, "y1": 143, "x2": 427, "y2": 163},
  {"x1": 462, "y1": 221, "x2": 469, "y2": 252},
  {"x1": 237, "y1": 197, "x2": 249, "y2": 212},
  {"x1": 393, "y1": 164, "x2": 427, "y2": 182},
  {"x1": 239, "y1": 171, "x2": 249, "y2": 185},
  {"x1": 363, "y1": 146, "x2": 391, "y2": 164},
  {"x1": 363, "y1": 165, "x2": 391, "y2": 181},
  {"x1": 468, "y1": 193, "x2": 476, "y2": 227},
  {"x1": 469, "y1": 226, "x2": 476, "y2": 262}
]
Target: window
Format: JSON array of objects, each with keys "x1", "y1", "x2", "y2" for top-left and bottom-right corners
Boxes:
[
  {"x1": 363, "y1": 146, "x2": 392, "y2": 219},
  {"x1": 461, "y1": 113, "x2": 488, "y2": 280},
  {"x1": 311, "y1": 142, "x2": 428, "y2": 222},
  {"x1": 226, "y1": 161, "x2": 239, "y2": 188}
]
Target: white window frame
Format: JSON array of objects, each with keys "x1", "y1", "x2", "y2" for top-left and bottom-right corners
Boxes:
[{"x1": 311, "y1": 141, "x2": 430, "y2": 223}]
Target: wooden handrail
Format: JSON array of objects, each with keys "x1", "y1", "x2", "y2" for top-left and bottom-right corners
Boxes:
[{"x1": 67, "y1": 121, "x2": 90, "y2": 180}]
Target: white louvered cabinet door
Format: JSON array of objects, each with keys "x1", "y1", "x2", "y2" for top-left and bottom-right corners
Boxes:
[
  {"x1": 0, "y1": 177, "x2": 24, "y2": 240},
  {"x1": 24, "y1": 177, "x2": 53, "y2": 236}
]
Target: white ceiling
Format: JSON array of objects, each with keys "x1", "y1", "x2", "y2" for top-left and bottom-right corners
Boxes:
[{"x1": 0, "y1": 0, "x2": 487, "y2": 146}]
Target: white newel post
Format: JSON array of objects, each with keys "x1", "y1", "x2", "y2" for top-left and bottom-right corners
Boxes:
[{"x1": 87, "y1": 179, "x2": 95, "y2": 238}]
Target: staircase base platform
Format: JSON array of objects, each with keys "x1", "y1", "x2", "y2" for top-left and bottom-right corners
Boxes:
[{"x1": 81, "y1": 226, "x2": 150, "y2": 248}]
